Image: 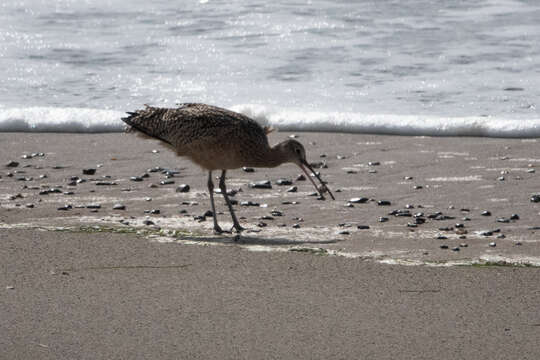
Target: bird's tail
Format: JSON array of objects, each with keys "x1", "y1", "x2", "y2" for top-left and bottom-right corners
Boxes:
[{"x1": 121, "y1": 105, "x2": 173, "y2": 145}]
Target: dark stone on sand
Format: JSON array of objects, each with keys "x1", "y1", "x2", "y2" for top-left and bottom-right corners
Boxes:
[
  {"x1": 6, "y1": 161, "x2": 19, "y2": 168},
  {"x1": 391, "y1": 209, "x2": 412, "y2": 217},
  {"x1": 437, "y1": 235, "x2": 448, "y2": 240},
  {"x1": 113, "y1": 204, "x2": 126, "y2": 210},
  {"x1": 259, "y1": 216, "x2": 274, "y2": 221},
  {"x1": 440, "y1": 245, "x2": 448, "y2": 249},
  {"x1": 368, "y1": 169, "x2": 377, "y2": 174},
  {"x1": 143, "y1": 220, "x2": 155, "y2": 226},
  {"x1": 497, "y1": 218, "x2": 510, "y2": 223},
  {"x1": 296, "y1": 174, "x2": 306, "y2": 181},
  {"x1": 407, "y1": 223, "x2": 417, "y2": 228},
  {"x1": 286, "y1": 186, "x2": 298, "y2": 193},
  {"x1": 488, "y1": 242, "x2": 496, "y2": 247},
  {"x1": 176, "y1": 184, "x2": 190, "y2": 193},
  {"x1": 368, "y1": 161, "x2": 380, "y2": 166},
  {"x1": 510, "y1": 214, "x2": 520, "y2": 220},
  {"x1": 242, "y1": 167, "x2": 255, "y2": 172},
  {"x1": 503, "y1": 87, "x2": 524, "y2": 91},
  {"x1": 377, "y1": 200, "x2": 391, "y2": 206},
  {"x1": 439, "y1": 227, "x2": 453, "y2": 231},
  {"x1": 357, "y1": 225, "x2": 370, "y2": 230},
  {"x1": 452, "y1": 247, "x2": 460, "y2": 252},
  {"x1": 82, "y1": 168, "x2": 96, "y2": 175},
  {"x1": 338, "y1": 230, "x2": 350, "y2": 235},
  {"x1": 257, "y1": 222, "x2": 267, "y2": 228},
  {"x1": 497, "y1": 234, "x2": 506, "y2": 239},
  {"x1": 240, "y1": 201, "x2": 259, "y2": 207},
  {"x1": 292, "y1": 223, "x2": 301, "y2": 228},
  {"x1": 86, "y1": 204, "x2": 101, "y2": 209},
  {"x1": 148, "y1": 167, "x2": 162, "y2": 173},
  {"x1": 378, "y1": 217, "x2": 389, "y2": 223},
  {"x1": 460, "y1": 243, "x2": 468, "y2": 247},
  {"x1": 270, "y1": 210, "x2": 283, "y2": 217},
  {"x1": 346, "y1": 170, "x2": 358, "y2": 174},
  {"x1": 481, "y1": 231, "x2": 493, "y2": 236},
  {"x1": 276, "y1": 178, "x2": 293, "y2": 186},
  {"x1": 455, "y1": 223, "x2": 465, "y2": 228},
  {"x1": 481, "y1": 210, "x2": 491, "y2": 216},
  {"x1": 64, "y1": 191, "x2": 74, "y2": 195},
  {"x1": 25, "y1": 203, "x2": 34, "y2": 208},
  {"x1": 414, "y1": 217, "x2": 426, "y2": 225},
  {"x1": 57, "y1": 204, "x2": 72, "y2": 211},
  {"x1": 349, "y1": 197, "x2": 369, "y2": 204},
  {"x1": 344, "y1": 202, "x2": 354, "y2": 208},
  {"x1": 95, "y1": 181, "x2": 117, "y2": 186},
  {"x1": 249, "y1": 180, "x2": 272, "y2": 189},
  {"x1": 530, "y1": 194, "x2": 540, "y2": 203},
  {"x1": 160, "y1": 179, "x2": 175, "y2": 185},
  {"x1": 203, "y1": 210, "x2": 213, "y2": 217},
  {"x1": 130, "y1": 176, "x2": 144, "y2": 182}
]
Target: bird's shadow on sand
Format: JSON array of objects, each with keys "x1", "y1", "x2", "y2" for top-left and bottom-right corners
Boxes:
[{"x1": 179, "y1": 233, "x2": 339, "y2": 247}]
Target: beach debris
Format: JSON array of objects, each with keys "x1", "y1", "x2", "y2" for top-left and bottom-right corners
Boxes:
[
  {"x1": 113, "y1": 204, "x2": 126, "y2": 210},
  {"x1": 6, "y1": 161, "x2": 19, "y2": 168},
  {"x1": 275, "y1": 178, "x2": 292, "y2": 186},
  {"x1": 249, "y1": 180, "x2": 272, "y2": 189},
  {"x1": 176, "y1": 184, "x2": 190, "y2": 192},
  {"x1": 95, "y1": 181, "x2": 117, "y2": 186},
  {"x1": 82, "y1": 168, "x2": 96, "y2": 175},
  {"x1": 349, "y1": 197, "x2": 369, "y2": 204}
]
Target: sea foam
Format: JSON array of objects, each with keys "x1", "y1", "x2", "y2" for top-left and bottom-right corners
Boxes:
[{"x1": 0, "y1": 105, "x2": 539, "y2": 138}]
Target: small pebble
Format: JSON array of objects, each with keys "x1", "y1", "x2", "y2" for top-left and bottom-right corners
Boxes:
[
  {"x1": 481, "y1": 210, "x2": 492, "y2": 216},
  {"x1": 378, "y1": 217, "x2": 389, "y2": 223},
  {"x1": 292, "y1": 223, "x2": 301, "y2": 228},
  {"x1": 414, "y1": 185, "x2": 423, "y2": 190},
  {"x1": 440, "y1": 245, "x2": 449, "y2": 249},
  {"x1": 338, "y1": 230, "x2": 350, "y2": 235},
  {"x1": 143, "y1": 220, "x2": 155, "y2": 226},
  {"x1": 276, "y1": 178, "x2": 292, "y2": 186},
  {"x1": 176, "y1": 184, "x2": 190, "y2": 193},
  {"x1": 6, "y1": 161, "x2": 19, "y2": 168},
  {"x1": 130, "y1": 176, "x2": 144, "y2": 182},
  {"x1": 452, "y1": 247, "x2": 460, "y2": 252},
  {"x1": 82, "y1": 168, "x2": 96, "y2": 175},
  {"x1": 86, "y1": 204, "x2": 101, "y2": 209},
  {"x1": 377, "y1": 200, "x2": 391, "y2": 206},
  {"x1": 488, "y1": 242, "x2": 496, "y2": 247},
  {"x1": 459, "y1": 243, "x2": 468, "y2": 247},
  {"x1": 160, "y1": 179, "x2": 174, "y2": 185},
  {"x1": 368, "y1": 161, "x2": 380, "y2": 166},
  {"x1": 510, "y1": 214, "x2": 520, "y2": 220},
  {"x1": 57, "y1": 204, "x2": 72, "y2": 211},
  {"x1": 349, "y1": 197, "x2": 369, "y2": 204},
  {"x1": 113, "y1": 204, "x2": 126, "y2": 210},
  {"x1": 286, "y1": 186, "x2": 298, "y2": 193},
  {"x1": 296, "y1": 174, "x2": 306, "y2": 181},
  {"x1": 242, "y1": 167, "x2": 255, "y2": 173},
  {"x1": 249, "y1": 180, "x2": 272, "y2": 189},
  {"x1": 357, "y1": 225, "x2": 370, "y2": 230},
  {"x1": 530, "y1": 194, "x2": 540, "y2": 203}
]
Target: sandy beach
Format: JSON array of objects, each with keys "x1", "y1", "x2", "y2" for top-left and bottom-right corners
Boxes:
[{"x1": 2, "y1": 132, "x2": 540, "y2": 358}]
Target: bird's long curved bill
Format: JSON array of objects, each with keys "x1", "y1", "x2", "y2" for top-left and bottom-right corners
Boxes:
[{"x1": 298, "y1": 160, "x2": 335, "y2": 200}]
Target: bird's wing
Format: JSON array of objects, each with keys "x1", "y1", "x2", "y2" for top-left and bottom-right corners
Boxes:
[{"x1": 121, "y1": 104, "x2": 268, "y2": 152}]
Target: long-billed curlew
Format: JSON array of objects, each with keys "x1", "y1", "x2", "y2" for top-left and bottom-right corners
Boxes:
[{"x1": 121, "y1": 103, "x2": 334, "y2": 234}]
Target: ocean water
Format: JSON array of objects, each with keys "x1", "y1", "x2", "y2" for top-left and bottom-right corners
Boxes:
[{"x1": 0, "y1": 0, "x2": 539, "y2": 136}]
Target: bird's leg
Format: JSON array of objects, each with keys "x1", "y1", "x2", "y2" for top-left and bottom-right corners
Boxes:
[
  {"x1": 207, "y1": 171, "x2": 224, "y2": 234},
  {"x1": 219, "y1": 170, "x2": 245, "y2": 233}
]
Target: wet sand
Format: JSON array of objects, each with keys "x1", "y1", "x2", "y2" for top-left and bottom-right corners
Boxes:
[{"x1": 1, "y1": 132, "x2": 540, "y2": 358}]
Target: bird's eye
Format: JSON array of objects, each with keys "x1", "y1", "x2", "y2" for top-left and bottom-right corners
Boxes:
[{"x1": 295, "y1": 148, "x2": 301, "y2": 154}]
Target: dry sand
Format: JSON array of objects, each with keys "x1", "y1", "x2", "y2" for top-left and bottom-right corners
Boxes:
[{"x1": 1, "y1": 132, "x2": 540, "y2": 359}]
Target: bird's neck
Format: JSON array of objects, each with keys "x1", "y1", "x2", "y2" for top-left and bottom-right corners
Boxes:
[{"x1": 248, "y1": 144, "x2": 288, "y2": 168}]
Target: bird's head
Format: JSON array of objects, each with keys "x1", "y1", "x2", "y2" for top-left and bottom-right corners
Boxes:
[{"x1": 276, "y1": 139, "x2": 335, "y2": 200}]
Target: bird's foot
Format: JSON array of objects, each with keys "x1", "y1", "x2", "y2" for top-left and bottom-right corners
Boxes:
[
  {"x1": 213, "y1": 225, "x2": 231, "y2": 235},
  {"x1": 230, "y1": 224, "x2": 245, "y2": 233}
]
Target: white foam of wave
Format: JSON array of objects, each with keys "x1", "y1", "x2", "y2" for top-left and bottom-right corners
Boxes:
[
  {"x1": 233, "y1": 104, "x2": 540, "y2": 138},
  {"x1": 1, "y1": 105, "x2": 540, "y2": 138},
  {"x1": 0, "y1": 107, "x2": 125, "y2": 132}
]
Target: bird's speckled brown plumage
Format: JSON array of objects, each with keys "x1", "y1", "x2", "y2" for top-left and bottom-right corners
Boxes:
[
  {"x1": 122, "y1": 103, "x2": 276, "y2": 170},
  {"x1": 121, "y1": 103, "x2": 334, "y2": 234}
]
